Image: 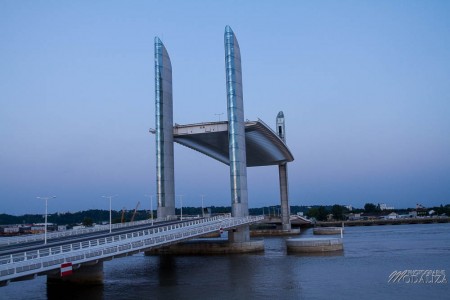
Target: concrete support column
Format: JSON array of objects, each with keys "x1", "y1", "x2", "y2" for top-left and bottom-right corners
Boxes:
[
  {"x1": 47, "y1": 262, "x2": 103, "y2": 285},
  {"x1": 225, "y1": 26, "x2": 250, "y2": 243},
  {"x1": 279, "y1": 163, "x2": 291, "y2": 231},
  {"x1": 155, "y1": 37, "x2": 175, "y2": 220},
  {"x1": 276, "y1": 111, "x2": 291, "y2": 231}
]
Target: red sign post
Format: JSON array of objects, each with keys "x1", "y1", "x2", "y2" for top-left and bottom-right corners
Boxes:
[{"x1": 60, "y1": 262, "x2": 73, "y2": 277}]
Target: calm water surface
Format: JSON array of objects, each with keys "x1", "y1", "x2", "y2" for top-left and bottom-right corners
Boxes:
[{"x1": 1, "y1": 223, "x2": 449, "y2": 299}]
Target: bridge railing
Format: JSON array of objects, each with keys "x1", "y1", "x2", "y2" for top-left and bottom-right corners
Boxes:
[
  {"x1": 0, "y1": 216, "x2": 179, "y2": 247},
  {"x1": 1, "y1": 215, "x2": 227, "y2": 265},
  {"x1": 0, "y1": 215, "x2": 262, "y2": 283}
]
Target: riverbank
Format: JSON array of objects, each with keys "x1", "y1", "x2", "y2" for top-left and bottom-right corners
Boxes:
[{"x1": 315, "y1": 216, "x2": 450, "y2": 227}]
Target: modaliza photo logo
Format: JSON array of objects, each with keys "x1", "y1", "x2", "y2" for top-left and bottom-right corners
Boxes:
[{"x1": 388, "y1": 270, "x2": 447, "y2": 284}]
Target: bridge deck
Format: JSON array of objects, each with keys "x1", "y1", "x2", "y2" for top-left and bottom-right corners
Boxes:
[
  {"x1": 0, "y1": 215, "x2": 263, "y2": 286},
  {"x1": 171, "y1": 120, "x2": 294, "y2": 167}
]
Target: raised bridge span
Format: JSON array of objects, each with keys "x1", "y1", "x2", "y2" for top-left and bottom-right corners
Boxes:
[{"x1": 0, "y1": 215, "x2": 263, "y2": 286}]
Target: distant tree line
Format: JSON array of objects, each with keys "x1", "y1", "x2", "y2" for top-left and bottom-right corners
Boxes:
[
  {"x1": 0, "y1": 209, "x2": 150, "y2": 227},
  {"x1": 304, "y1": 203, "x2": 450, "y2": 221},
  {"x1": 0, "y1": 206, "x2": 232, "y2": 226},
  {"x1": 1, "y1": 204, "x2": 448, "y2": 226},
  {"x1": 306, "y1": 205, "x2": 349, "y2": 221}
]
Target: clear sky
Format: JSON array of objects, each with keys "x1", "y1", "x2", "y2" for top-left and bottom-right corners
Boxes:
[{"x1": 1, "y1": 0, "x2": 449, "y2": 215}]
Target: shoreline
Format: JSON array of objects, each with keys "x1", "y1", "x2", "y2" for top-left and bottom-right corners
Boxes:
[{"x1": 315, "y1": 216, "x2": 450, "y2": 227}]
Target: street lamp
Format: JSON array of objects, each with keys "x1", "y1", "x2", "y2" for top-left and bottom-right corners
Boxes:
[
  {"x1": 36, "y1": 196, "x2": 56, "y2": 245},
  {"x1": 102, "y1": 195, "x2": 117, "y2": 233},
  {"x1": 144, "y1": 194, "x2": 154, "y2": 226},
  {"x1": 178, "y1": 195, "x2": 184, "y2": 221},
  {"x1": 214, "y1": 113, "x2": 224, "y2": 122}
]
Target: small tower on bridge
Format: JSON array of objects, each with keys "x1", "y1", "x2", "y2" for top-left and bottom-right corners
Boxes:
[
  {"x1": 276, "y1": 111, "x2": 286, "y2": 142},
  {"x1": 277, "y1": 111, "x2": 292, "y2": 231}
]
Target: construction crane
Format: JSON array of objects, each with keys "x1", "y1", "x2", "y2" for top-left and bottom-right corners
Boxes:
[{"x1": 131, "y1": 201, "x2": 141, "y2": 222}]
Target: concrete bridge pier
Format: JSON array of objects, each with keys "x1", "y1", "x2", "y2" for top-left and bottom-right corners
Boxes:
[
  {"x1": 279, "y1": 163, "x2": 291, "y2": 231},
  {"x1": 228, "y1": 225, "x2": 250, "y2": 243},
  {"x1": 276, "y1": 111, "x2": 292, "y2": 232},
  {"x1": 47, "y1": 261, "x2": 104, "y2": 285}
]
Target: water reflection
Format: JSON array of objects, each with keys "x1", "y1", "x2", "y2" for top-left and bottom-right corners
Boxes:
[
  {"x1": 47, "y1": 282, "x2": 103, "y2": 300},
  {"x1": 288, "y1": 250, "x2": 345, "y2": 257},
  {"x1": 156, "y1": 255, "x2": 178, "y2": 287}
]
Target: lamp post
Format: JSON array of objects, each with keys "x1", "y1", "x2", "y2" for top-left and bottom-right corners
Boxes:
[
  {"x1": 102, "y1": 195, "x2": 117, "y2": 233},
  {"x1": 37, "y1": 196, "x2": 56, "y2": 245},
  {"x1": 144, "y1": 194, "x2": 154, "y2": 226},
  {"x1": 178, "y1": 195, "x2": 184, "y2": 221},
  {"x1": 214, "y1": 113, "x2": 224, "y2": 122}
]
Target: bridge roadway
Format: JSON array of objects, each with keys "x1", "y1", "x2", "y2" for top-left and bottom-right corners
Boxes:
[
  {"x1": 0, "y1": 217, "x2": 179, "y2": 248},
  {"x1": 0, "y1": 214, "x2": 263, "y2": 286},
  {"x1": 0, "y1": 219, "x2": 189, "y2": 255}
]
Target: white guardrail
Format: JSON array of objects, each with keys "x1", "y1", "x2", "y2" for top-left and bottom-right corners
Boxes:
[
  {"x1": 0, "y1": 216, "x2": 184, "y2": 247},
  {"x1": 0, "y1": 215, "x2": 263, "y2": 284}
]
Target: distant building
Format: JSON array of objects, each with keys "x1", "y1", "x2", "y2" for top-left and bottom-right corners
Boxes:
[
  {"x1": 1, "y1": 226, "x2": 19, "y2": 235},
  {"x1": 344, "y1": 205, "x2": 353, "y2": 211},
  {"x1": 348, "y1": 213, "x2": 361, "y2": 221},
  {"x1": 31, "y1": 226, "x2": 45, "y2": 234},
  {"x1": 31, "y1": 223, "x2": 57, "y2": 234},
  {"x1": 409, "y1": 211, "x2": 418, "y2": 218},
  {"x1": 384, "y1": 212, "x2": 399, "y2": 220},
  {"x1": 416, "y1": 209, "x2": 427, "y2": 217},
  {"x1": 379, "y1": 203, "x2": 394, "y2": 211},
  {"x1": 361, "y1": 213, "x2": 379, "y2": 220},
  {"x1": 398, "y1": 214, "x2": 411, "y2": 219}
]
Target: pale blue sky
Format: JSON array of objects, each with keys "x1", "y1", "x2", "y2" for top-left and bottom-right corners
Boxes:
[{"x1": 1, "y1": 0, "x2": 449, "y2": 214}]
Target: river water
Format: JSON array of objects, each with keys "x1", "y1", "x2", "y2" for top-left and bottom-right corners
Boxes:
[{"x1": 1, "y1": 223, "x2": 449, "y2": 299}]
